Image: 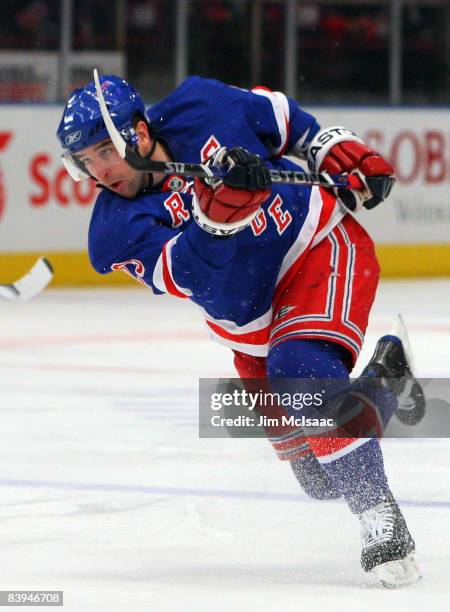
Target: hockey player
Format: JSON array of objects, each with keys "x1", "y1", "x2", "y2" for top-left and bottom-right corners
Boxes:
[{"x1": 57, "y1": 74, "x2": 421, "y2": 587}]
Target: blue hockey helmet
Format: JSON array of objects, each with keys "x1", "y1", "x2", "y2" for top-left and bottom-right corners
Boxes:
[{"x1": 56, "y1": 74, "x2": 146, "y2": 180}]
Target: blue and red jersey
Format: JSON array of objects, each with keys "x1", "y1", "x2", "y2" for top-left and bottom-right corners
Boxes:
[{"x1": 89, "y1": 76, "x2": 348, "y2": 356}]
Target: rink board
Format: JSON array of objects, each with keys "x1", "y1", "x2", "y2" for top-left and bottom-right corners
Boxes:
[
  {"x1": 0, "y1": 105, "x2": 449, "y2": 283},
  {"x1": 1, "y1": 245, "x2": 450, "y2": 289}
]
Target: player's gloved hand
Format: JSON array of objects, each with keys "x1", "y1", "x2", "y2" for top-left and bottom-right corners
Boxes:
[
  {"x1": 192, "y1": 147, "x2": 272, "y2": 237},
  {"x1": 307, "y1": 126, "x2": 395, "y2": 212}
]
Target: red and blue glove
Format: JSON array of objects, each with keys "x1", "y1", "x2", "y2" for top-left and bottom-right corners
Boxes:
[{"x1": 307, "y1": 126, "x2": 396, "y2": 212}]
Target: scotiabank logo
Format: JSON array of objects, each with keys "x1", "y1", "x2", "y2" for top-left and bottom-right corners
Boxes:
[
  {"x1": 0, "y1": 131, "x2": 13, "y2": 221},
  {"x1": 364, "y1": 129, "x2": 450, "y2": 185},
  {"x1": 29, "y1": 154, "x2": 97, "y2": 206}
]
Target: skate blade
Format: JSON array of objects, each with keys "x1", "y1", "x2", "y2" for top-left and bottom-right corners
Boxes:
[
  {"x1": 390, "y1": 314, "x2": 416, "y2": 376},
  {"x1": 390, "y1": 315, "x2": 426, "y2": 425},
  {"x1": 374, "y1": 553, "x2": 421, "y2": 589}
]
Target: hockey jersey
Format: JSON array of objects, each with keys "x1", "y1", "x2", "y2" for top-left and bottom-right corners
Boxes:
[{"x1": 89, "y1": 76, "x2": 347, "y2": 356}]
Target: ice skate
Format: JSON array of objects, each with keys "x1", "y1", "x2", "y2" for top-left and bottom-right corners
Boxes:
[
  {"x1": 359, "y1": 497, "x2": 421, "y2": 588},
  {"x1": 362, "y1": 314, "x2": 425, "y2": 425}
]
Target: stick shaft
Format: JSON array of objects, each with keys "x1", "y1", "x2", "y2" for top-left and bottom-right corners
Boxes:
[{"x1": 123, "y1": 150, "x2": 349, "y2": 188}]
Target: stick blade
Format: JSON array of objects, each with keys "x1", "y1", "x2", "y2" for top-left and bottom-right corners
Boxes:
[
  {"x1": 6, "y1": 257, "x2": 53, "y2": 302},
  {"x1": 93, "y1": 68, "x2": 127, "y2": 158}
]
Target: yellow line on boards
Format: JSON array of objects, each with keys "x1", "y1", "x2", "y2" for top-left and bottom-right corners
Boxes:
[
  {"x1": 0, "y1": 246, "x2": 450, "y2": 286},
  {"x1": 375, "y1": 244, "x2": 450, "y2": 278},
  {"x1": 0, "y1": 252, "x2": 135, "y2": 287}
]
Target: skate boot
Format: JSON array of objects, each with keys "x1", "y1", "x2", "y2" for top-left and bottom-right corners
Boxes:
[
  {"x1": 361, "y1": 315, "x2": 425, "y2": 425},
  {"x1": 359, "y1": 496, "x2": 420, "y2": 588}
]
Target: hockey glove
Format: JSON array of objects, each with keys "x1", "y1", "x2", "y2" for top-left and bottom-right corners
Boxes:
[
  {"x1": 307, "y1": 126, "x2": 395, "y2": 212},
  {"x1": 192, "y1": 147, "x2": 271, "y2": 237}
]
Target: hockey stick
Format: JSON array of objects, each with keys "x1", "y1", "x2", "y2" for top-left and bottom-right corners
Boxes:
[
  {"x1": 0, "y1": 257, "x2": 53, "y2": 302},
  {"x1": 93, "y1": 69, "x2": 356, "y2": 190}
]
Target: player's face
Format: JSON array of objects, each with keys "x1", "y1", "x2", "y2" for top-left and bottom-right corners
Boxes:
[{"x1": 77, "y1": 139, "x2": 147, "y2": 198}]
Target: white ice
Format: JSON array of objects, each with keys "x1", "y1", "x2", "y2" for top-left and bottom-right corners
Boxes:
[{"x1": 0, "y1": 280, "x2": 449, "y2": 612}]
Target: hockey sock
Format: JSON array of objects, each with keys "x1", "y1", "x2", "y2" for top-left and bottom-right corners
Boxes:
[
  {"x1": 290, "y1": 451, "x2": 341, "y2": 500},
  {"x1": 267, "y1": 339, "x2": 396, "y2": 513},
  {"x1": 318, "y1": 438, "x2": 392, "y2": 513},
  {"x1": 269, "y1": 339, "x2": 348, "y2": 500}
]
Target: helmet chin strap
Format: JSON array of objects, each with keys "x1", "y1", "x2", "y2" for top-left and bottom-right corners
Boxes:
[
  {"x1": 140, "y1": 127, "x2": 175, "y2": 192},
  {"x1": 146, "y1": 123, "x2": 158, "y2": 158},
  {"x1": 139, "y1": 123, "x2": 158, "y2": 190}
]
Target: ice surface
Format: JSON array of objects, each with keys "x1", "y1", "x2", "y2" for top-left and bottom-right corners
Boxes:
[{"x1": 0, "y1": 280, "x2": 449, "y2": 611}]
